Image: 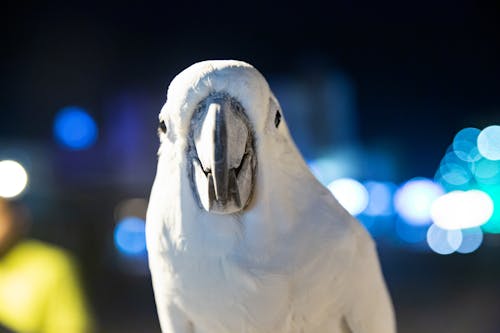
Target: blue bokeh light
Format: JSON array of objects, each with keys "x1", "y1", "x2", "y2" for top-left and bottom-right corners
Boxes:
[
  {"x1": 53, "y1": 106, "x2": 98, "y2": 150},
  {"x1": 437, "y1": 152, "x2": 473, "y2": 187},
  {"x1": 394, "y1": 178, "x2": 444, "y2": 226},
  {"x1": 457, "y1": 227, "x2": 483, "y2": 254},
  {"x1": 307, "y1": 156, "x2": 341, "y2": 186},
  {"x1": 437, "y1": 163, "x2": 471, "y2": 188},
  {"x1": 114, "y1": 217, "x2": 147, "y2": 257},
  {"x1": 363, "y1": 181, "x2": 395, "y2": 216},
  {"x1": 453, "y1": 127, "x2": 481, "y2": 162}
]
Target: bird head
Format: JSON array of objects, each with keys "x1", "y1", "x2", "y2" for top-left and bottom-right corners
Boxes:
[{"x1": 153, "y1": 60, "x2": 311, "y2": 219}]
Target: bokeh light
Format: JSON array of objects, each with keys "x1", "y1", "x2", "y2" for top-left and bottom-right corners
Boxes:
[
  {"x1": 328, "y1": 178, "x2": 369, "y2": 215},
  {"x1": 308, "y1": 156, "x2": 342, "y2": 186},
  {"x1": 394, "y1": 178, "x2": 444, "y2": 226},
  {"x1": 477, "y1": 125, "x2": 500, "y2": 161},
  {"x1": 363, "y1": 181, "x2": 395, "y2": 216},
  {"x1": 480, "y1": 184, "x2": 500, "y2": 234},
  {"x1": 457, "y1": 227, "x2": 483, "y2": 254},
  {"x1": 53, "y1": 106, "x2": 98, "y2": 150},
  {"x1": 395, "y1": 218, "x2": 428, "y2": 244},
  {"x1": 435, "y1": 152, "x2": 473, "y2": 190},
  {"x1": 472, "y1": 158, "x2": 500, "y2": 185},
  {"x1": 114, "y1": 217, "x2": 147, "y2": 257},
  {"x1": 0, "y1": 160, "x2": 29, "y2": 198},
  {"x1": 427, "y1": 224, "x2": 462, "y2": 255},
  {"x1": 452, "y1": 127, "x2": 482, "y2": 162},
  {"x1": 431, "y1": 190, "x2": 494, "y2": 230}
]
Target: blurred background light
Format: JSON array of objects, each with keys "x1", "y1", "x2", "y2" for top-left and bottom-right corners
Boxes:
[
  {"x1": 307, "y1": 150, "x2": 358, "y2": 186},
  {"x1": 53, "y1": 106, "x2": 98, "y2": 150},
  {"x1": 472, "y1": 158, "x2": 500, "y2": 185},
  {"x1": 480, "y1": 185, "x2": 500, "y2": 234},
  {"x1": 308, "y1": 156, "x2": 340, "y2": 186},
  {"x1": 113, "y1": 217, "x2": 147, "y2": 257},
  {"x1": 0, "y1": 160, "x2": 29, "y2": 198},
  {"x1": 435, "y1": 156, "x2": 472, "y2": 190},
  {"x1": 452, "y1": 127, "x2": 482, "y2": 163},
  {"x1": 477, "y1": 125, "x2": 500, "y2": 161},
  {"x1": 457, "y1": 227, "x2": 483, "y2": 254},
  {"x1": 427, "y1": 224, "x2": 462, "y2": 255},
  {"x1": 395, "y1": 218, "x2": 428, "y2": 244},
  {"x1": 327, "y1": 178, "x2": 368, "y2": 215},
  {"x1": 431, "y1": 190, "x2": 494, "y2": 230},
  {"x1": 363, "y1": 181, "x2": 395, "y2": 216},
  {"x1": 394, "y1": 178, "x2": 444, "y2": 226}
]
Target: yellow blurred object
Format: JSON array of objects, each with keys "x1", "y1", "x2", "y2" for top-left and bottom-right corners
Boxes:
[{"x1": 0, "y1": 240, "x2": 93, "y2": 333}]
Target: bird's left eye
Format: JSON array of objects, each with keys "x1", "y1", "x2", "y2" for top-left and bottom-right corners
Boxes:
[
  {"x1": 274, "y1": 110, "x2": 281, "y2": 128},
  {"x1": 159, "y1": 120, "x2": 167, "y2": 134}
]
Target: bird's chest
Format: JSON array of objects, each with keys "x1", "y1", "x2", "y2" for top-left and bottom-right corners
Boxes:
[{"x1": 160, "y1": 250, "x2": 294, "y2": 332}]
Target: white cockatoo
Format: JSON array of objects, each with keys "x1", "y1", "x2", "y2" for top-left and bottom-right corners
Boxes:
[{"x1": 146, "y1": 60, "x2": 396, "y2": 333}]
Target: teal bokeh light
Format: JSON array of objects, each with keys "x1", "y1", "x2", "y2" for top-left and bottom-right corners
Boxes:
[{"x1": 479, "y1": 185, "x2": 500, "y2": 234}]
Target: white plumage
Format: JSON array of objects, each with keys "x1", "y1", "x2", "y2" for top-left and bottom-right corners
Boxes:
[{"x1": 146, "y1": 60, "x2": 396, "y2": 333}]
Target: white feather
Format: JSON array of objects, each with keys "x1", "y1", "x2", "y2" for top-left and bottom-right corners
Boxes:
[{"x1": 146, "y1": 60, "x2": 396, "y2": 333}]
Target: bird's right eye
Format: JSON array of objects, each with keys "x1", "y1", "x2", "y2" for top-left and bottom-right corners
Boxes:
[
  {"x1": 159, "y1": 120, "x2": 167, "y2": 134},
  {"x1": 274, "y1": 110, "x2": 281, "y2": 128}
]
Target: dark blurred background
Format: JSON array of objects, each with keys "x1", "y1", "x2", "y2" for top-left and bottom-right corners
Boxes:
[{"x1": 1, "y1": 1, "x2": 499, "y2": 332}]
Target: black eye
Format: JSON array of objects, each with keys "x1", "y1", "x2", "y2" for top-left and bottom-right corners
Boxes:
[
  {"x1": 274, "y1": 110, "x2": 281, "y2": 128},
  {"x1": 159, "y1": 120, "x2": 167, "y2": 134}
]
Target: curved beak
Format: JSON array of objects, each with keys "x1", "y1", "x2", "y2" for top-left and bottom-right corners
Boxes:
[{"x1": 190, "y1": 95, "x2": 256, "y2": 214}]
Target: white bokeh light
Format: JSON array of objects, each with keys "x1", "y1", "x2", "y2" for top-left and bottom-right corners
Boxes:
[
  {"x1": 394, "y1": 178, "x2": 444, "y2": 225},
  {"x1": 0, "y1": 160, "x2": 29, "y2": 198},
  {"x1": 328, "y1": 178, "x2": 369, "y2": 216},
  {"x1": 477, "y1": 125, "x2": 500, "y2": 161},
  {"x1": 427, "y1": 224, "x2": 462, "y2": 255},
  {"x1": 430, "y1": 190, "x2": 494, "y2": 230}
]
